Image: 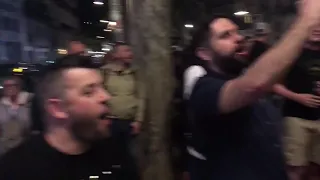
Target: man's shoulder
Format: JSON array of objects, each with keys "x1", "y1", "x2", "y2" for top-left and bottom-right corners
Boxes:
[{"x1": 193, "y1": 74, "x2": 227, "y2": 93}]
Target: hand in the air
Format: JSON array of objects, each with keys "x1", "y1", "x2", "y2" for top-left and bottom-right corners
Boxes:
[
  {"x1": 295, "y1": 93, "x2": 320, "y2": 108},
  {"x1": 298, "y1": 0, "x2": 320, "y2": 27}
]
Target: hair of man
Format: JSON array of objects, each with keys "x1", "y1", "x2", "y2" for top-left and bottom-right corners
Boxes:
[{"x1": 36, "y1": 54, "x2": 100, "y2": 119}]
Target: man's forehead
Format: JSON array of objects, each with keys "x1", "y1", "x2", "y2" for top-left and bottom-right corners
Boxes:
[
  {"x1": 63, "y1": 68, "x2": 102, "y2": 87},
  {"x1": 210, "y1": 18, "x2": 238, "y2": 34}
]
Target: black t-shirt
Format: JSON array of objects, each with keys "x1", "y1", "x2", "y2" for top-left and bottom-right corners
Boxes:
[
  {"x1": 188, "y1": 70, "x2": 287, "y2": 180},
  {"x1": 30, "y1": 95, "x2": 44, "y2": 132},
  {"x1": 0, "y1": 135, "x2": 134, "y2": 180},
  {"x1": 283, "y1": 49, "x2": 320, "y2": 120}
]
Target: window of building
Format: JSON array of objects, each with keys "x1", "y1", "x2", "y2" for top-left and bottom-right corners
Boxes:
[
  {"x1": 0, "y1": 41, "x2": 8, "y2": 62},
  {"x1": 6, "y1": 42, "x2": 22, "y2": 62},
  {"x1": 3, "y1": 17, "x2": 19, "y2": 32},
  {"x1": 0, "y1": 2, "x2": 17, "y2": 12},
  {"x1": 0, "y1": 15, "x2": 3, "y2": 30}
]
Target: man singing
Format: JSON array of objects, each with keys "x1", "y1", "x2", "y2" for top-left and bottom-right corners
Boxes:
[
  {"x1": 0, "y1": 55, "x2": 134, "y2": 180},
  {"x1": 187, "y1": 0, "x2": 320, "y2": 179}
]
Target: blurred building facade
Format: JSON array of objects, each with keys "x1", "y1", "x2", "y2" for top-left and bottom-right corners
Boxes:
[{"x1": 0, "y1": 0, "x2": 80, "y2": 64}]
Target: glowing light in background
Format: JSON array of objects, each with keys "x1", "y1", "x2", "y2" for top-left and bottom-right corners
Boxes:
[
  {"x1": 184, "y1": 24, "x2": 194, "y2": 28},
  {"x1": 234, "y1": 11, "x2": 249, "y2": 16},
  {"x1": 57, "y1": 49, "x2": 68, "y2": 55},
  {"x1": 93, "y1": 0, "x2": 104, "y2": 5}
]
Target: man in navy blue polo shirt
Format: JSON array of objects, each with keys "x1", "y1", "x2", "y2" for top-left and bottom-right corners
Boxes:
[{"x1": 187, "y1": 1, "x2": 320, "y2": 180}]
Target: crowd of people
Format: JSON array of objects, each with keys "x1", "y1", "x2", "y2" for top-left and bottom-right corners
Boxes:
[{"x1": 0, "y1": 0, "x2": 320, "y2": 180}]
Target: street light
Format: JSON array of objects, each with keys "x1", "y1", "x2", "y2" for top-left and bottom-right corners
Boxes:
[
  {"x1": 102, "y1": 48, "x2": 111, "y2": 51},
  {"x1": 184, "y1": 24, "x2": 194, "y2": 28},
  {"x1": 100, "y1": 20, "x2": 109, "y2": 23},
  {"x1": 234, "y1": 11, "x2": 249, "y2": 16},
  {"x1": 93, "y1": 0, "x2": 104, "y2": 5},
  {"x1": 108, "y1": 21, "x2": 117, "y2": 26}
]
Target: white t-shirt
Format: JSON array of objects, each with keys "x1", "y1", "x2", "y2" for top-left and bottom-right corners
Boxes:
[{"x1": 183, "y1": 65, "x2": 207, "y2": 100}]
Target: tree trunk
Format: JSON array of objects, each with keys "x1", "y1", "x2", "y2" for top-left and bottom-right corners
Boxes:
[{"x1": 126, "y1": 0, "x2": 174, "y2": 179}]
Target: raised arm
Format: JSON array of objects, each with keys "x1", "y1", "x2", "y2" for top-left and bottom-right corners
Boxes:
[{"x1": 218, "y1": 3, "x2": 320, "y2": 113}]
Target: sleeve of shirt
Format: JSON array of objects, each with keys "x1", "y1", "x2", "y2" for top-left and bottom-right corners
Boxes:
[
  {"x1": 190, "y1": 77, "x2": 227, "y2": 116},
  {"x1": 283, "y1": 65, "x2": 300, "y2": 87}
]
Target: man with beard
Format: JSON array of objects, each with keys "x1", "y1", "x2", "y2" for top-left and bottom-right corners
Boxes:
[
  {"x1": 0, "y1": 55, "x2": 134, "y2": 180},
  {"x1": 30, "y1": 40, "x2": 87, "y2": 134},
  {"x1": 273, "y1": 25, "x2": 320, "y2": 180},
  {"x1": 187, "y1": 0, "x2": 320, "y2": 180}
]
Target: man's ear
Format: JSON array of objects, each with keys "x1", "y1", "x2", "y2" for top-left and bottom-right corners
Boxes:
[
  {"x1": 196, "y1": 47, "x2": 212, "y2": 61},
  {"x1": 46, "y1": 99, "x2": 69, "y2": 119}
]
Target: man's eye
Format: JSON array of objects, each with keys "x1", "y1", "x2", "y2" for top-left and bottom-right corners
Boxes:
[
  {"x1": 83, "y1": 89, "x2": 94, "y2": 96},
  {"x1": 221, "y1": 32, "x2": 231, "y2": 39}
]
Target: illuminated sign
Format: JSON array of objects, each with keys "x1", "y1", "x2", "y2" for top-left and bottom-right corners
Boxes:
[{"x1": 12, "y1": 68, "x2": 23, "y2": 73}]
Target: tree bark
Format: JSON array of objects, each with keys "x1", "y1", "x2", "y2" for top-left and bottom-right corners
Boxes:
[{"x1": 127, "y1": 0, "x2": 174, "y2": 180}]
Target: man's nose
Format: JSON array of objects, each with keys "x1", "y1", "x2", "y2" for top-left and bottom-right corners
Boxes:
[
  {"x1": 99, "y1": 89, "x2": 111, "y2": 102},
  {"x1": 236, "y1": 34, "x2": 244, "y2": 43}
]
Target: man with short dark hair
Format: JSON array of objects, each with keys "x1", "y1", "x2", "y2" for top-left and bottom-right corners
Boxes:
[
  {"x1": 187, "y1": 0, "x2": 320, "y2": 180},
  {"x1": 29, "y1": 40, "x2": 87, "y2": 134},
  {"x1": 0, "y1": 55, "x2": 134, "y2": 180}
]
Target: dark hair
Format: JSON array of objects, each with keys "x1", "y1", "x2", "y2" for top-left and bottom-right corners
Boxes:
[
  {"x1": 189, "y1": 14, "x2": 243, "y2": 52},
  {"x1": 182, "y1": 14, "x2": 243, "y2": 69},
  {"x1": 45, "y1": 54, "x2": 100, "y2": 73},
  {"x1": 37, "y1": 54, "x2": 99, "y2": 106}
]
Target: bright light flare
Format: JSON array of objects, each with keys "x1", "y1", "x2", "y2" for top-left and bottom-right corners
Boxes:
[
  {"x1": 100, "y1": 20, "x2": 109, "y2": 23},
  {"x1": 234, "y1": 11, "x2": 249, "y2": 16},
  {"x1": 93, "y1": 1, "x2": 104, "y2": 5},
  {"x1": 184, "y1": 24, "x2": 194, "y2": 28},
  {"x1": 57, "y1": 49, "x2": 68, "y2": 55},
  {"x1": 108, "y1": 21, "x2": 117, "y2": 26}
]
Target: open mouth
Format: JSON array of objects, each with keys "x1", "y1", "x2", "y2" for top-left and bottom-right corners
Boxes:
[
  {"x1": 235, "y1": 45, "x2": 249, "y2": 57},
  {"x1": 99, "y1": 112, "x2": 112, "y2": 121}
]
